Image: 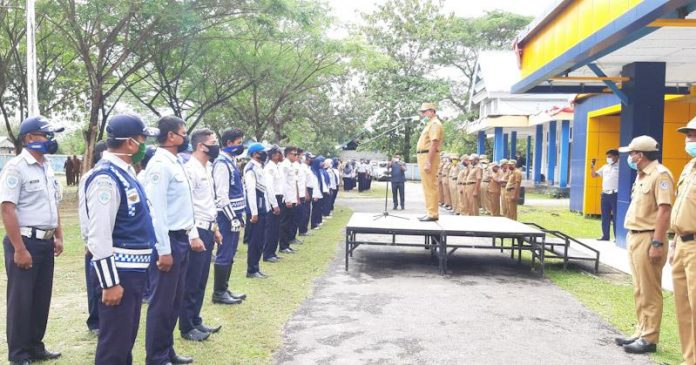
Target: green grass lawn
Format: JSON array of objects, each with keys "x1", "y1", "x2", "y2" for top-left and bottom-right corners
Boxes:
[
  {"x1": 0, "y1": 185, "x2": 352, "y2": 364},
  {"x1": 524, "y1": 192, "x2": 555, "y2": 200},
  {"x1": 339, "y1": 181, "x2": 387, "y2": 199},
  {"x1": 516, "y1": 203, "x2": 680, "y2": 364}
]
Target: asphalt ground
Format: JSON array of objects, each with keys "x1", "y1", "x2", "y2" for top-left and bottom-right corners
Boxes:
[{"x1": 273, "y1": 182, "x2": 653, "y2": 365}]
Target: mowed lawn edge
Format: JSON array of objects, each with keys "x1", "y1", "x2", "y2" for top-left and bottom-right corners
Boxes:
[{"x1": 0, "y1": 192, "x2": 353, "y2": 365}]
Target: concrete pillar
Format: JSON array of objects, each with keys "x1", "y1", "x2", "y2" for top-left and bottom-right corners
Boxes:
[
  {"x1": 493, "y1": 127, "x2": 504, "y2": 162},
  {"x1": 534, "y1": 124, "x2": 543, "y2": 184},
  {"x1": 477, "y1": 131, "x2": 486, "y2": 155},
  {"x1": 526, "y1": 135, "x2": 532, "y2": 180},
  {"x1": 615, "y1": 62, "x2": 666, "y2": 248},
  {"x1": 503, "y1": 133, "x2": 509, "y2": 159},
  {"x1": 548, "y1": 120, "x2": 557, "y2": 185},
  {"x1": 559, "y1": 120, "x2": 570, "y2": 188},
  {"x1": 510, "y1": 131, "x2": 517, "y2": 160}
]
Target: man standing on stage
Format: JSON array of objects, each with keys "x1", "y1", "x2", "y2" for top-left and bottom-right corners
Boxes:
[
  {"x1": 416, "y1": 102, "x2": 444, "y2": 221},
  {"x1": 591, "y1": 149, "x2": 620, "y2": 241}
]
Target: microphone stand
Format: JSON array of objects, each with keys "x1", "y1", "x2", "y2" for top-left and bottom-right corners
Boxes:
[{"x1": 373, "y1": 169, "x2": 407, "y2": 221}]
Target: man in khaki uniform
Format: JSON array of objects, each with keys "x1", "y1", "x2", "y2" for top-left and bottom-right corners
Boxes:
[
  {"x1": 480, "y1": 155, "x2": 490, "y2": 215},
  {"x1": 438, "y1": 154, "x2": 446, "y2": 206},
  {"x1": 505, "y1": 160, "x2": 523, "y2": 220},
  {"x1": 448, "y1": 154, "x2": 461, "y2": 214},
  {"x1": 670, "y1": 119, "x2": 696, "y2": 365},
  {"x1": 616, "y1": 135, "x2": 673, "y2": 354},
  {"x1": 416, "y1": 103, "x2": 444, "y2": 221},
  {"x1": 441, "y1": 156, "x2": 452, "y2": 210},
  {"x1": 465, "y1": 154, "x2": 483, "y2": 216},
  {"x1": 488, "y1": 162, "x2": 502, "y2": 216},
  {"x1": 457, "y1": 155, "x2": 470, "y2": 216},
  {"x1": 499, "y1": 159, "x2": 510, "y2": 217}
]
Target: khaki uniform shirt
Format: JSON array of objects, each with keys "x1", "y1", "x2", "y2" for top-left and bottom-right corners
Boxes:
[
  {"x1": 442, "y1": 163, "x2": 451, "y2": 182},
  {"x1": 671, "y1": 158, "x2": 696, "y2": 235},
  {"x1": 417, "y1": 117, "x2": 444, "y2": 152},
  {"x1": 449, "y1": 164, "x2": 460, "y2": 182},
  {"x1": 488, "y1": 170, "x2": 502, "y2": 193},
  {"x1": 466, "y1": 165, "x2": 483, "y2": 183},
  {"x1": 625, "y1": 160, "x2": 674, "y2": 231},
  {"x1": 506, "y1": 169, "x2": 523, "y2": 191},
  {"x1": 482, "y1": 168, "x2": 491, "y2": 183}
]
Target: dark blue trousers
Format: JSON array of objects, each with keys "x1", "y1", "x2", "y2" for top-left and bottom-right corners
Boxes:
[
  {"x1": 95, "y1": 271, "x2": 146, "y2": 365},
  {"x1": 4, "y1": 236, "x2": 54, "y2": 363},
  {"x1": 392, "y1": 182, "x2": 405, "y2": 208},
  {"x1": 264, "y1": 206, "x2": 281, "y2": 260},
  {"x1": 216, "y1": 212, "x2": 240, "y2": 266},
  {"x1": 358, "y1": 173, "x2": 366, "y2": 191},
  {"x1": 85, "y1": 252, "x2": 101, "y2": 331},
  {"x1": 322, "y1": 193, "x2": 331, "y2": 216},
  {"x1": 600, "y1": 192, "x2": 618, "y2": 240},
  {"x1": 247, "y1": 213, "x2": 267, "y2": 274},
  {"x1": 330, "y1": 189, "x2": 338, "y2": 212},
  {"x1": 146, "y1": 231, "x2": 189, "y2": 365},
  {"x1": 311, "y1": 198, "x2": 323, "y2": 228},
  {"x1": 279, "y1": 202, "x2": 295, "y2": 250},
  {"x1": 292, "y1": 198, "x2": 305, "y2": 238},
  {"x1": 179, "y1": 228, "x2": 214, "y2": 334},
  {"x1": 300, "y1": 189, "x2": 314, "y2": 233}
]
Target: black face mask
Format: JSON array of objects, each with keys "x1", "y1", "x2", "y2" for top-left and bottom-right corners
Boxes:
[
  {"x1": 257, "y1": 151, "x2": 268, "y2": 163},
  {"x1": 204, "y1": 144, "x2": 220, "y2": 161},
  {"x1": 172, "y1": 132, "x2": 189, "y2": 153}
]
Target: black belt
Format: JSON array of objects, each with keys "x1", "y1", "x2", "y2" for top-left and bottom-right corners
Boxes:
[
  {"x1": 681, "y1": 234, "x2": 695, "y2": 242},
  {"x1": 630, "y1": 230, "x2": 654, "y2": 234},
  {"x1": 506, "y1": 187, "x2": 516, "y2": 191},
  {"x1": 417, "y1": 149, "x2": 429, "y2": 154}
]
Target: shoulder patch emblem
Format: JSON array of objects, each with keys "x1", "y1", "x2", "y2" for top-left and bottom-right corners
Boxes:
[
  {"x1": 98, "y1": 190, "x2": 112, "y2": 205},
  {"x1": 659, "y1": 180, "x2": 670, "y2": 190},
  {"x1": 5, "y1": 175, "x2": 18, "y2": 189},
  {"x1": 150, "y1": 172, "x2": 161, "y2": 184}
]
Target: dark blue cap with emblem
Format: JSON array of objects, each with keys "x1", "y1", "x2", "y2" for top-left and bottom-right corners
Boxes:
[
  {"x1": 106, "y1": 113, "x2": 159, "y2": 139},
  {"x1": 19, "y1": 116, "x2": 65, "y2": 136}
]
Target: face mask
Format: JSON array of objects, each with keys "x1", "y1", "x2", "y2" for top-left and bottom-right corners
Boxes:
[
  {"x1": 26, "y1": 140, "x2": 58, "y2": 154},
  {"x1": 131, "y1": 140, "x2": 146, "y2": 164},
  {"x1": 606, "y1": 157, "x2": 614, "y2": 164},
  {"x1": 394, "y1": 158, "x2": 400, "y2": 162},
  {"x1": 204, "y1": 144, "x2": 220, "y2": 161},
  {"x1": 177, "y1": 135, "x2": 189, "y2": 153},
  {"x1": 223, "y1": 144, "x2": 244, "y2": 156},
  {"x1": 257, "y1": 151, "x2": 268, "y2": 163},
  {"x1": 421, "y1": 117, "x2": 429, "y2": 124},
  {"x1": 627, "y1": 155, "x2": 638, "y2": 170},
  {"x1": 685, "y1": 142, "x2": 696, "y2": 158}
]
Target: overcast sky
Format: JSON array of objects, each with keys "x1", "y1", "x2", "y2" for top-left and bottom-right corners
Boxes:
[{"x1": 327, "y1": 0, "x2": 556, "y2": 37}]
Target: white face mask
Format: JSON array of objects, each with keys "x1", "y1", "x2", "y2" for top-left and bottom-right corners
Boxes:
[
  {"x1": 606, "y1": 157, "x2": 614, "y2": 164},
  {"x1": 394, "y1": 158, "x2": 400, "y2": 162}
]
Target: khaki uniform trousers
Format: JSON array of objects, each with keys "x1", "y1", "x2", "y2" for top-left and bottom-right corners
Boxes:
[
  {"x1": 501, "y1": 189, "x2": 508, "y2": 217},
  {"x1": 488, "y1": 191, "x2": 501, "y2": 216},
  {"x1": 458, "y1": 184, "x2": 469, "y2": 216},
  {"x1": 418, "y1": 155, "x2": 440, "y2": 219},
  {"x1": 450, "y1": 179, "x2": 459, "y2": 214},
  {"x1": 506, "y1": 190, "x2": 518, "y2": 220},
  {"x1": 480, "y1": 182, "x2": 490, "y2": 214},
  {"x1": 442, "y1": 179, "x2": 451, "y2": 207},
  {"x1": 465, "y1": 184, "x2": 479, "y2": 216},
  {"x1": 438, "y1": 178, "x2": 444, "y2": 205},
  {"x1": 627, "y1": 231, "x2": 667, "y2": 344},
  {"x1": 672, "y1": 237, "x2": 696, "y2": 364}
]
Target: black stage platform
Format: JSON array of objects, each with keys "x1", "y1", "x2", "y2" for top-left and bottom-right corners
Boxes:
[{"x1": 345, "y1": 213, "x2": 547, "y2": 276}]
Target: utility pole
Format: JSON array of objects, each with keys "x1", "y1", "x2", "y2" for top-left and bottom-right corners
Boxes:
[{"x1": 26, "y1": 0, "x2": 39, "y2": 116}]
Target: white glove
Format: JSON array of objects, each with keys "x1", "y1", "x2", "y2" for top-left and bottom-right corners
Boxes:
[{"x1": 231, "y1": 218, "x2": 242, "y2": 232}]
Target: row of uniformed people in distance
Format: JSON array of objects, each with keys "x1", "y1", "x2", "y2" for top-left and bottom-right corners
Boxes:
[
  {"x1": 0, "y1": 113, "x2": 340, "y2": 365},
  {"x1": 437, "y1": 153, "x2": 522, "y2": 220}
]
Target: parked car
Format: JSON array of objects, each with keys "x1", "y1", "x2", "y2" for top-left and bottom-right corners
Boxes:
[{"x1": 373, "y1": 161, "x2": 390, "y2": 181}]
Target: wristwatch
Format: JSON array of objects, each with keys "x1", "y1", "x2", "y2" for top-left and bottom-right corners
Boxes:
[{"x1": 651, "y1": 240, "x2": 664, "y2": 248}]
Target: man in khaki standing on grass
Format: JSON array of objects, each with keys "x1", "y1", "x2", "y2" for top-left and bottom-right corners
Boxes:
[
  {"x1": 616, "y1": 135, "x2": 673, "y2": 355},
  {"x1": 416, "y1": 102, "x2": 444, "y2": 222},
  {"x1": 670, "y1": 117, "x2": 696, "y2": 365}
]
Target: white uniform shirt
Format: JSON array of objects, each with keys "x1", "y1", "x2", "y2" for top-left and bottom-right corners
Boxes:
[
  {"x1": 597, "y1": 162, "x2": 619, "y2": 192},
  {"x1": 185, "y1": 157, "x2": 217, "y2": 241},
  {"x1": 0, "y1": 149, "x2": 61, "y2": 229},
  {"x1": 245, "y1": 159, "x2": 270, "y2": 216},
  {"x1": 264, "y1": 160, "x2": 282, "y2": 208},
  {"x1": 280, "y1": 159, "x2": 298, "y2": 204},
  {"x1": 294, "y1": 161, "x2": 306, "y2": 200}
]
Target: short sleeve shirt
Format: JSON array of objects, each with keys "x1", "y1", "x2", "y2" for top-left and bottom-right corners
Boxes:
[
  {"x1": 624, "y1": 161, "x2": 674, "y2": 231},
  {"x1": 417, "y1": 117, "x2": 444, "y2": 151},
  {"x1": 466, "y1": 165, "x2": 483, "y2": 183},
  {"x1": 0, "y1": 149, "x2": 61, "y2": 229},
  {"x1": 671, "y1": 159, "x2": 696, "y2": 235}
]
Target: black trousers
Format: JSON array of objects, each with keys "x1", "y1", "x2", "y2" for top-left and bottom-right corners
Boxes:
[
  {"x1": 291, "y1": 198, "x2": 305, "y2": 238},
  {"x1": 600, "y1": 192, "x2": 618, "y2": 240},
  {"x1": 85, "y1": 252, "x2": 101, "y2": 331},
  {"x1": 264, "y1": 207, "x2": 281, "y2": 260},
  {"x1": 311, "y1": 198, "x2": 323, "y2": 228},
  {"x1": 279, "y1": 202, "x2": 296, "y2": 249},
  {"x1": 4, "y1": 236, "x2": 54, "y2": 363},
  {"x1": 247, "y1": 213, "x2": 267, "y2": 274},
  {"x1": 300, "y1": 189, "x2": 313, "y2": 233},
  {"x1": 146, "y1": 231, "x2": 189, "y2": 365},
  {"x1": 179, "y1": 228, "x2": 214, "y2": 334},
  {"x1": 392, "y1": 181, "x2": 405, "y2": 208},
  {"x1": 358, "y1": 173, "x2": 366, "y2": 191},
  {"x1": 95, "y1": 271, "x2": 146, "y2": 365}
]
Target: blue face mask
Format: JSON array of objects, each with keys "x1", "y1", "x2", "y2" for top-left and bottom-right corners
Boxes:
[
  {"x1": 685, "y1": 142, "x2": 696, "y2": 158},
  {"x1": 26, "y1": 140, "x2": 58, "y2": 154},
  {"x1": 223, "y1": 144, "x2": 244, "y2": 156},
  {"x1": 627, "y1": 155, "x2": 638, "y2": 170}
]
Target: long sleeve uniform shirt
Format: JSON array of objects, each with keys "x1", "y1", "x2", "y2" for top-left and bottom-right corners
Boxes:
[
  {"x1": 280, "y1": 159, "x2": 298, "y2": 204},
  {"x1": 212, "y1": 153, "x2": 245, "y2": 221},
  {"x1": 245, "y1": 159, "x2": 270, "y2": 216},
  {"x1": 185, "y1": 157, "x2": 217, "y2": 240},
  {"x1": 264, "y1": 160, "x2": 283, "y2": 208}
]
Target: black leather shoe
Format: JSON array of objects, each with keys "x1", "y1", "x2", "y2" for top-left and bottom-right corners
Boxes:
[
  {"x1": 400, "y1": 206, "x2": 405, "y2": 210},
  {"x1": 246, "y1": 272, "x2": 268, "y2": 279},
  {"x1": 30, "y1": 349, "x2": 61, "y2": 360},
  {"x1": 615, "y1": 336, "x2": 638, "y2": 346},
  {"x1": 393, "y1": 206, "x2": 398, "y2": 210},
  {"x1": 195, "y1": 323, "x2": 222, "y2": 334},
  {"x1": 10, "y1": 360, "x2": 30, "y2": 365},
  {"x1": 212, "y1": 290, "x2": 242, "y2": 305},
  {"x1": 264, "y1": 257, "x2": 280, "y2": 263},
  {"x1": 623, "y1": 338, "x2": 656, "y2": 354},
  {"x1": 279, "y1": 248, "x2": 295, "y2": 254},
  {"x1": 171, "y1": 354, "x2": 194, "y2": 364},
  {"x1": 181, "y1": 328, "x2": 209, "y2": 342},
  {"x1": 227, "y1": 290, "x2": 247, "y2": 300},
  {"x1": 418, "y1": 216, "x2": 438, "y2": 222},
  {"x1": 289, "y1": 239, "x2": 303, "y2": 245},
  {"x1": 598, "y1": 237, "x2": 610, "y2": 241}
]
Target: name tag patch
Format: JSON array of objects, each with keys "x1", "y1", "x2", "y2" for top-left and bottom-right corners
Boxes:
[{"x1": 126, "y1": 188, "x2": 140, "y2": 204}]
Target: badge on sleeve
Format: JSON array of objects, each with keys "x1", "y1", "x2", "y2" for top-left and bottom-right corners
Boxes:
[
  {"x1": 5, "y1": 175, "x2": 18, "y2": 190},
  {"x1": 126, "y1": 188, "x2": 140, "y2": 204},
  {"x1": 659, "y1": 180, "x2": 670, "y2": 190},
  {"x1": 150, "y1": 172, "x2": 161, "y2": 184},
  {"x1": 98, "y1": 190, "x2": 112, "y2": 205}
]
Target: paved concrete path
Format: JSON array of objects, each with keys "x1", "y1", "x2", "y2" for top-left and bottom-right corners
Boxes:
[{"x1": 274, "y1": 182, "x2": 653, "y2": 364}]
